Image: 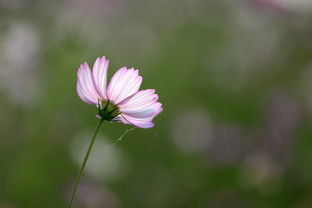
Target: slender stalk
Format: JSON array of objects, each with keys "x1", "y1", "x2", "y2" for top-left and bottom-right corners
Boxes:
[{"x1": 69, "y1": 119, "x2": 104, "y2": 208}]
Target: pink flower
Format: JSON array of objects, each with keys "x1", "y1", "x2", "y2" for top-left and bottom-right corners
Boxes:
[{"x1": 77, "y1": 56, "x2": 162, "y2": 128}]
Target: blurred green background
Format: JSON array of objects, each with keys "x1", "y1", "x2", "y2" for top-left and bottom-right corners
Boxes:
[{"x1": 1, "y1": 0, "x2": 312, "y2": 207}]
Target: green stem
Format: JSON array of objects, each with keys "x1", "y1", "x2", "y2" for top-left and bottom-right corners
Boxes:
[{"x1": 69, "y1": 119, "x2": 104, "y2": 208}]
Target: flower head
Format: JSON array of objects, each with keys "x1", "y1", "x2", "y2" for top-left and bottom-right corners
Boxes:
[{"x1": 77, "y1": 56, "x2": 162, "y2": 128}]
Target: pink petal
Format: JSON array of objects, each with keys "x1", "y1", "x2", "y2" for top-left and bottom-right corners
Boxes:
[
  {"x1": 121, "y1": 102, "x2": 162, "y2": 118},
  {"x1": 121, "y1": 105, "x2": 162, "y2": 123},
  {"x1": 77, "y1": 62, "x2": 100, "y2": 105},
  {"x1": 118, "y1": 89, "x2": 163, "y2": 128},
  {"x1": 121, "y1": 114, "x2": 156, "y2": 128},
  {"x1": 106, "y1": 68, "x2": 142, "y2": 104},
  {"x1": 92, "y1": 56, "x2": 109, "y2": 100},
  {"x1": 118, "y1": 89, "x2": 156, "y2": 106}
]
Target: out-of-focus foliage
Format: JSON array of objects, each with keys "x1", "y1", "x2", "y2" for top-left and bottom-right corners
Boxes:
[{"x1": 1, "y1": 0, "x2": 312, "y2": 207}]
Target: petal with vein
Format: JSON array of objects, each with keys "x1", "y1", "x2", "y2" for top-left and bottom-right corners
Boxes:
[
  {"x1": 107, "y1": 68, "x2": 142, "y2": 104},
  {"x1": 77, "y1": 62, "x2": 100, "y2": 105},
  {"x1": 92, "y1": 56, "x2": 109, "y2": 100}
]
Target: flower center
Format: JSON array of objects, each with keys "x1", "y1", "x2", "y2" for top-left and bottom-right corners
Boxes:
[{"x1": 98, "y1": 100, "x2": 120, "y2": 121}]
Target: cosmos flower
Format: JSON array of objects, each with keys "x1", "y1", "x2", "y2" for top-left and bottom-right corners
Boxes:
[{"x1": 77, "y1": 56, "x2": 162, "y2": 128}]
